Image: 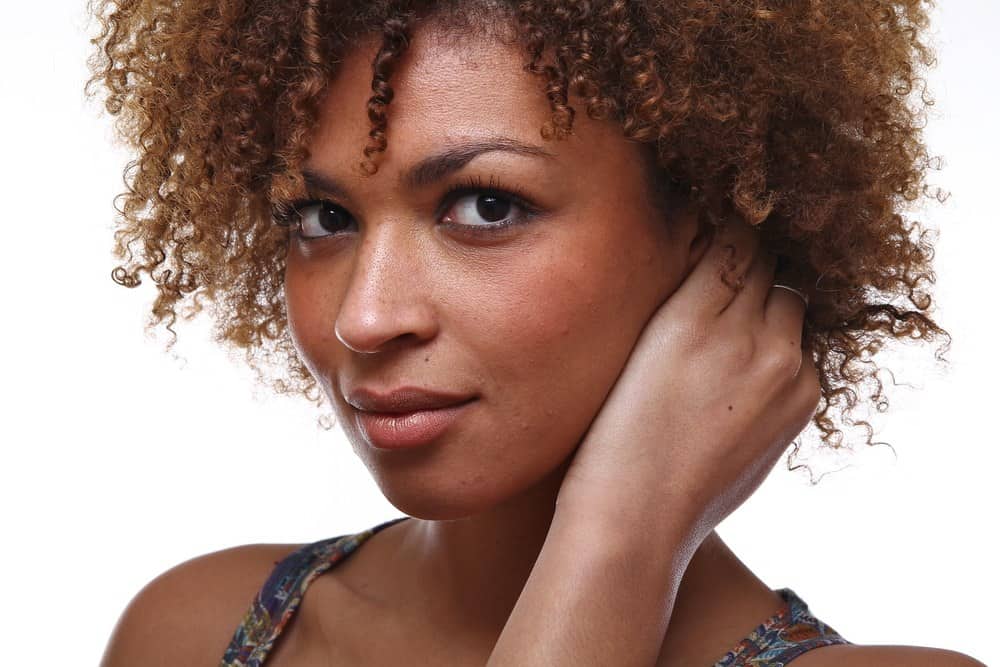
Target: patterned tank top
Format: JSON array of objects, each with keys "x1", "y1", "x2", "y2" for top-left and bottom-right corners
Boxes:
[{"x1": 219, "y1": 516, "x2": 852, "y2": 666}]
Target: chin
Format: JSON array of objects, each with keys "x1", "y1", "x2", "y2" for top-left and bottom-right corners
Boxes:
[
  {"x1": 335, "y1": 394, "x2": 578, "y2": 522},
  {"x1": 355, "y1": 443, "x2": 573, "y2": 524}
]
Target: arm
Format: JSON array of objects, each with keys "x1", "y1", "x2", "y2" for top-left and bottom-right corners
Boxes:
[
  {"x1": 488, "y1": 219, "x2": 820, "y2": 666},
  {"x1": 486, "y1": 498, "x2": 701, "y2": 667}
]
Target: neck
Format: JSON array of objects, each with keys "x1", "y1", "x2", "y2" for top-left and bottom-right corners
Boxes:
[
  {"x1": 345, "y1": 459, "x2": 783, "y2": 663},
  {"x1": 398, "y1": 458, "x2": 570, "y2": 635}
]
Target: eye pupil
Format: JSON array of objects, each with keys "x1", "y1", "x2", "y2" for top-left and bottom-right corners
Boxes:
[
  {"x1": 476, "y1": 195, "x2": 510, "y2": 223},
  {"x1": 318, "y1": 204, "x2": 347, "y2": 233}
]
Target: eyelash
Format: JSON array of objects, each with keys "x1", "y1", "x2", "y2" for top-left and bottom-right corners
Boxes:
[{"x1": 271, "y1": 174, "x2": 540, "y2": 240}]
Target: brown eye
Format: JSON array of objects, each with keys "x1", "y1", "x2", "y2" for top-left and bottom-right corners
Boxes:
[
  {"x1": 298, "y1": 201, "x2": 354, "y2": 238},
  {"x1": 476, "y1": 195, "x2": 511, "y2": 222},
  {"x1": 443, "y1": 192, "x2": 520, "y2": 228}
]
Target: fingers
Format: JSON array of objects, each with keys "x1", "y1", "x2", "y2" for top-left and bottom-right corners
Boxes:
[
  {"x1": 674, "y1": 215, "x2": 808, "y2": 348},
  {"x1": 764, "y1": 284, "x2": 808, "y2": 348},
  {"x1": 713, "y1": 227, "x2": 806, "y2": 345},
  {"x1": 726, "y1": 246, "x2": 777, "y2": 320},
  {"x1": 724, "y1": 246, "x2": 808, "y2": 349},
  {"x1": 674, "y1": 217, "x2": 761, "y2": 319},
  {"x1": 786, "y1": 342, "x2": 822, "y2": 435},
  {"x1": 760, "y1": 346, "x2": 821, "y2": 465}
]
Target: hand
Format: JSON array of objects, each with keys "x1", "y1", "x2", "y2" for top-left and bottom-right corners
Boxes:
[
  {"x1": 554, "y1": 217, "x2": 820, "y2": 546},
  {"x1": 489, "y1": 219, "x2": 819, "y2": 667}
]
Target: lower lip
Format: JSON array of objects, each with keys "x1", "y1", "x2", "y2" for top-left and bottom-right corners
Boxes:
[{"x1": 355, "y1": 400, "x2": 475, "y2": 450}]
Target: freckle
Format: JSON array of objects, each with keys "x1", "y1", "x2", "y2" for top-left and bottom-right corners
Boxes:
[
  {"x1": 728, "y1": 405, "x2": 733, "y2": 411},
  {"x1": 424, "y1": 356, "x2": 430, "y2": 362}
]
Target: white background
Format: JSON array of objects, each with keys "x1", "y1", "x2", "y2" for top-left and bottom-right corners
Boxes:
[{"x1": 1, "y1": 1, "x2": 996, "y2": 665}]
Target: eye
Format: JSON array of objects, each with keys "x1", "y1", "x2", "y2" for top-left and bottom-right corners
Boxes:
[
  {"x1": 272, "y1": 174, "x2": 540, "y2": 241},
  {"x1": 438, "y1": 174, "x2": 539, "y2": 234},
  {"x1": 295, "y1": 201, "x2": 354, "y2": 239},
  {"x1": 442, "y1": 192, "x2": 525, "y2": 230}
]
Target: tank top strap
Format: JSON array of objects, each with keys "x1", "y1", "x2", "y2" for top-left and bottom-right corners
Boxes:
[
  {"x1": 219, "y1": 515, "x2": 411, "y2": 667},
  {"x1": 712, "y1": 587, "x2": 852, "y2": 666}
]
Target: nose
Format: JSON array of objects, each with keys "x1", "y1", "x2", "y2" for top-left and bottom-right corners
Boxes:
[{"x1": 334, "y1": 224, "x2": 438, "y2": 354}]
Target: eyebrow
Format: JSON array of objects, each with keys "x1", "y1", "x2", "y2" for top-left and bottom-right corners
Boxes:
[{"x1": 301, "y1": 137, "x2": 556, "y2": 198}]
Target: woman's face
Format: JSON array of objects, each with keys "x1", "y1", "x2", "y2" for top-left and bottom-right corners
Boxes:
[{"x1": 284, "y1": 22, "x2": 701, "y2": 519}]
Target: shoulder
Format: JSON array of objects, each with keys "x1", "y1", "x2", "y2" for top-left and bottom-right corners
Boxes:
[
  {"x1": 99, "y1": 542, "x2": 305, "y2": 667},
  {"x1": 792, "y1": 643, "x2": 987, "y2": 667}
]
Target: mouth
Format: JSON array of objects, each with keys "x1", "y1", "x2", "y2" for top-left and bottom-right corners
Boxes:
[
  {"x1": 345, "y1": 385, "x2": 477, "y2": 413},
  {"x1": 353, "y1": 398, "x2": 477, "y2": 450}
]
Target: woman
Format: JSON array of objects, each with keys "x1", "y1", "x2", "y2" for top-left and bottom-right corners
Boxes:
[{"x1": 89, "y1": 0, "x2": 983, "y2": 665}]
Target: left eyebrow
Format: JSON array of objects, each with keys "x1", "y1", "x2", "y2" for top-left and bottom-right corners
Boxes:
[
  {"x1": 300, "y1": 136, "x2": 556, "y2": 199},
  {"x1": 400, "y1": 137, "x2": 556, "y2": 190}
]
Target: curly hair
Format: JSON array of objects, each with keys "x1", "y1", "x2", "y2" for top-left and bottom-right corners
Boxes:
[{"x1": 86, "y1": 0, "x2": 950, "y2": 477}]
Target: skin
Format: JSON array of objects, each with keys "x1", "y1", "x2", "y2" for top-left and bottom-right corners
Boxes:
[
  {"x1": 97, "y1": 15, "x2": 985, "y2": 667},
  {"x1": 278, "y1": 19, "x2": 785, "y2": 665}
]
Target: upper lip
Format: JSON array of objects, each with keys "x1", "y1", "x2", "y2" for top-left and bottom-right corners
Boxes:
[{"x1": 345, "y1": 386, "x2": 476, "y2": 414}]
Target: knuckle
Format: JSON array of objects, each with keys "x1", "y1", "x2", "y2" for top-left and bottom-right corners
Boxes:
[
  {"x1": 803, "y1": 364, "x2": 822, "y2": 407},
  {"x1": 761, "y1": 345, "x2": 801, "y2": 379},
  {"x1": 722, "y1": 336, "x2": 756, "y2": 369},
  {"x1": 672, "y1": 317, "x2": 711, "y2": 352},
  {"x1": 789, "y1": 355, "x2": 822, "y2": 419}
]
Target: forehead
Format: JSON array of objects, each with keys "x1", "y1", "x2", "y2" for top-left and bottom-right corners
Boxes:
[{"x1": 306, "y1": 21, "x2": 639, "y2": 175}]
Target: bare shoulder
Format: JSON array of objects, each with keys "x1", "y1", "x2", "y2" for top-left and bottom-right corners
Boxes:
[
  {"x1": 99, "y1": 542, "x2": 303, "y2": 667},
  {"x1": 793, "y1": 643, "x2": 987, "y2": 667}
]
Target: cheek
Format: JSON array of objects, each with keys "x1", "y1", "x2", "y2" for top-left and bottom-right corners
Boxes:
[
  {"x1": 456, "y1": 237, "x2": 648, "y2": 442},
  {"x1": 283, "y1": 256, "x2": 341, "y2": 379}
]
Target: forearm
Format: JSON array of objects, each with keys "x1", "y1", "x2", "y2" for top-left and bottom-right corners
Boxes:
[{"x1": 486, "y1": 501, "x2": 700, "y2": 667}]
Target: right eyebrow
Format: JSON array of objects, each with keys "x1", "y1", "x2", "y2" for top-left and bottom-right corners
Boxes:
[{"x1": 301, "y1": 136, "x2": 556, "y2": 199}]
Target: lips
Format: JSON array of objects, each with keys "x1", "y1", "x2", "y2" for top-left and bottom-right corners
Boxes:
[
  {"x1": 354, "y1": 400, "x2": 474, "y2": 450},
  {"x1": 345, "y1": 385, "x2": 476, "y2": 413},
  {"x1": 343, "y1": 385, "x2": 477, "y2": 450}
]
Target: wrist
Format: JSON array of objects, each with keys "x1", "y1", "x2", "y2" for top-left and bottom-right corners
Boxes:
[
  {"x1": 489, "y1": 486, "x2": 698, "y2": 667},
  {"x1": 552, "y1": 485, "x2": 705, "y2": 573}
]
